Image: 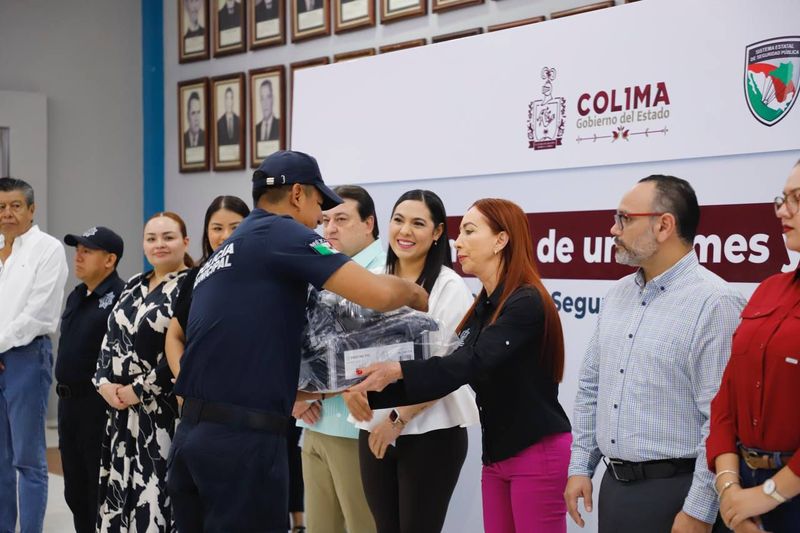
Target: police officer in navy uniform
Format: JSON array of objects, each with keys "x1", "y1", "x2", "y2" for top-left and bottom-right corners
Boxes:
[
  {"x1": 56, "y1": 226, "x2": 124, "y2": 533},
  {"x1": 167, "y1": 150, "x2": 428, "y2": 532}
]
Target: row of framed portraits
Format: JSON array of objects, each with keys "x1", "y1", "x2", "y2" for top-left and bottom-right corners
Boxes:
[
  {"x1": 179, "y1": 67, "x2": 284, "y2": 172},
  {"x1": 178, "y1": 0, "x2": 626, "y2": 171},
  {"x1": 176, "y1": 26, "x2": 493, "y2": 172},
  {"x1": 179, "y1": 0, "x2": 489, "y2": 62}
]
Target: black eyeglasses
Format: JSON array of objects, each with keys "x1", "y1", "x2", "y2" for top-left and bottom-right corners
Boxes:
[
  {"x1": 613, "y1": 211, "x2": 666, "y2": 230},
  {"x1": 774, "y1": 188, "x2": 800, "y2": 216}
]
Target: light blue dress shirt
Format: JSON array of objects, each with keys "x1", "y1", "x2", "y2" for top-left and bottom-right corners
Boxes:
[{"x1": 569, "y1": 252, "x2": 746, "y2": 523}]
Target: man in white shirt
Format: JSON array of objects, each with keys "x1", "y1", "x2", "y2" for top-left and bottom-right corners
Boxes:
[{"x1": 0, "y1": 177, "x2": 68, "y2": 533}]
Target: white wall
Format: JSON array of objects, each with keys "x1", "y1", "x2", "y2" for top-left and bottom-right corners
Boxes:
[
  {"x1": 0, "y1": 0, "x2": 143, "y2": 422},
  {"x1": 0, "y1": 0, "x2": 144, "y2": 281},
  {"x1": 0, "y1": 91, "x2": 48, "y2": 228}
]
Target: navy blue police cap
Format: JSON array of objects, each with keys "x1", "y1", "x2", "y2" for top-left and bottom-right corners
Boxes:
[
  {"x1": 252, "y1": 150, "x2": 343, "y2": 211},
  {"x1": 64, "y1": 226, "x2": 124, "y2": 259}
]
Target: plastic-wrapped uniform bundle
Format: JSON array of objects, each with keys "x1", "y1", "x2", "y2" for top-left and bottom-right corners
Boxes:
[{"x1": 299, "y1": 288, "x2": 451, "y2": 393}]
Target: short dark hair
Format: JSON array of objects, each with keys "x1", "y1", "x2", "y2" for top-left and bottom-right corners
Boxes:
[
  {"x1": 187, "y1": 91, "x2": 200, "y2": 115},
  {"x1": 0, "y1": 177, "x2": 34, "y2": 206},
  {"x1": 225, "y1": 87, "x2": 234, "y2": 97},
  {"x1": 260, "y1": 79, "x2": 273, "y2": 93},
  {"x1": 332, "y1": 185, "x2": 379, "y2": 239},
  {"x1": 201, "y1": 195, "x2": 251, "y2": 263},
  {"x1": 638, "y1": 174, "x2": 699, "y2": 243},
  {"x1": 385, "y1": 190, "x2": 451, "y2": 294},
  {"x1": 252, "y1": 183, "x2": 315, "y2": 207}
]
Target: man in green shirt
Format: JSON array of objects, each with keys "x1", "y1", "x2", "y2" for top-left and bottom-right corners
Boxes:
[{"x1": 295, "y1": 185, "x2": 384, "y2": 533}]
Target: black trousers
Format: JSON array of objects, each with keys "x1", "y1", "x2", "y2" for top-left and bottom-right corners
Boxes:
[
  {"x1": 286, "y1": 421, "x2": 303, "y2": 513},
  {"x1": 57, "y1": 394, "x2": 108, "y2": 533},
  {"x1": 167, "y1": 419, "x2": 289, "y2": 533},
  {"x1": 358, "y1": 426, "x2": 467, "y2": 533},
  {"x1": 599, "y1": 468, "x2": 730, "y2": 533}
]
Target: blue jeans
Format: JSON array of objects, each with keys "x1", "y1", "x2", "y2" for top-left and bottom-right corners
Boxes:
[
  {"x1": 740, "y1": 457, "x2": 800, "y2": 533},
  {"x1": 0, "y1": 337, "x2": 52, "y2": 533}
]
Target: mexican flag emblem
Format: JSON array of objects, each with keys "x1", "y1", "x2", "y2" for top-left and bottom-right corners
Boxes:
[
  {"x1": 310, "y1": 238, "x2": 338, "y2": 255},
  {"x1": 745, "y1": 36, "x2": 800, "y2": 126}
]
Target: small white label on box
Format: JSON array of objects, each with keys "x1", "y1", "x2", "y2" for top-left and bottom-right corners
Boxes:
[{"x1": 344, "y1": 341, "x2": 415, "y2": 379}]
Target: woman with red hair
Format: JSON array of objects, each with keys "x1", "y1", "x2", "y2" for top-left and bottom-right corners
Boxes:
[{"x1": 351, "y1": 198, "x2": 572, "y2": 532}]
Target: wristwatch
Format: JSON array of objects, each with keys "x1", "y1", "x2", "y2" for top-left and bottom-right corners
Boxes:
[
  {"x1": 762, "y1": 478, "x2": 787, "y2": 504},
  {"x1": 389, "y1": 408, "x2": 406, "y2": 429}
]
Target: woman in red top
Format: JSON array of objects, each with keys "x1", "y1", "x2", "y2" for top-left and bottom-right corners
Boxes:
[{"x1": 707, "y1": 160, "x2": 800, "y2": 532}]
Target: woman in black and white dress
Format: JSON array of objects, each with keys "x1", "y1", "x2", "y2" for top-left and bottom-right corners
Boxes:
[{"x1": 93, "y1": 212, "x2": 192, "y2": 532}]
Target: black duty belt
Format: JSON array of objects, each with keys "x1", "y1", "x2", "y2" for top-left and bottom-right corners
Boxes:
[
  {"x1": 604, "y1": 457, "x2": 696, "y2": 483},
  {"x1": 56, "y1": 382, "x2": 97, "y2": 399},
  {"x1": 181, "y1": 398, "x2": 288, "y2": 435}
]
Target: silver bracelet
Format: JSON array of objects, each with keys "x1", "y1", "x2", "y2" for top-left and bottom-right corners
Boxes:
[
  {"x1": 713, "y1": 469, "x2": 741, "y2": 494},
  {"x1": 717, "y1": 480, "x2": 740, "y2": 502}
]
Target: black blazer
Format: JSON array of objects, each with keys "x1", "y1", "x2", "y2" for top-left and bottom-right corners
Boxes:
[
  {"x1": 297, "y1": 0, "x2": 321, "y2": 13},
  {"x1": 369, "y1": 285, "x2": 571, "y2": 464},
  {"x1": 218, "y1": 2, "x2": 242, "y2": 31},
  {"x1": 256, "y1": 117, "x2": 281, "y2": 141},
  {"x1": 216, "y1": 114, "x2": 241, "y2": 145},
  {"x1": 255, "y1": 0, "x2": 278, "y2": 21},
  {"x1": 183, "y1": 129, "x2": 206, "y2": 148}
]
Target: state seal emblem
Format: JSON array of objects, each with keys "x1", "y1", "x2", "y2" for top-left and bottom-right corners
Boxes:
[
  {"x1": 745, "y1": 36, "x2": 800, "y2": 126},
  {"x1": 528, "y1": 67, "x2": 566, "y2": 150}
]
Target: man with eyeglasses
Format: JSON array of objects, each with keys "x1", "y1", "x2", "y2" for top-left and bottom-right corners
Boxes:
[
  {"x1": 0, "y1": 177, "x2": 68, "y2": 533},
  {"x1": 565, "y1": 175, "x2": 746, "y2": 533}
]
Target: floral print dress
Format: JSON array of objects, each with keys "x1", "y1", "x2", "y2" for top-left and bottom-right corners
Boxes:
[{"x1": 92, "y1": 271, "x2": 186, "y2": 532}]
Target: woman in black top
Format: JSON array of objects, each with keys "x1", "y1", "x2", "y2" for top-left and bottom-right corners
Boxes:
[
  {"x1": 351, "y1": 198, "x2": 572, "y2": 533},
  {"x1": 165, "y1": 195, "x2": 249, "y2": 376}
]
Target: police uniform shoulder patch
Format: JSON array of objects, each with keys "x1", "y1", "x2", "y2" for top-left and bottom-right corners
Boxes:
[
  {"x1": 98, "y1": 292, "x2": 115, "y2": 310},
  {"x1": 309, "y1": 238, "x2": 338, "y2": 256}
]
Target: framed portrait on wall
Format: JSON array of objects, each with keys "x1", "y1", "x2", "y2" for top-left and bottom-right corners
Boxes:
[
  {"x1": 249, "y1": 0, "x2": 285, "y2": 48},
  {"x1": 488, "y1": 16, "x2": 544, "y2": 32},
  {"x1": 551, "y1": 1, "x2": 614, "y2": 19},
  {"x1": 249, "y1": 66, "x2": 285, "y2": 167},
  {"x1": 379, "y1": 38, "x2": 425, "y2": 53},
  {"x1": 379, "y1": 0, "x2": 425, "y2": 24},
  {"x1": 211, "y1": 73, "x2": 246, "y2": 170},
  {"x1": 432, "y1": 27, "x2": 482, "y2": 43},
  {"x1": 432, "y1": 0, "x2": 483, "y2": 13},
  {"x1": 333, "y1": 48, "x2": 375, "y2": 62},
  {"x1": 178, "y1": 0, "x2": 210, "y2": 63},
  {"x1": 178, "y1": 78, "x2": 209, "y2": 172},
  {"x1": 291, "y1": 0, "x2": 331, "y2": 42},
  {"x1": 334, "y1": 0, "x2": 374, "y2": 33},
  {"x1": 213, "y1": 0, "x2": 247, "y2": 56}
]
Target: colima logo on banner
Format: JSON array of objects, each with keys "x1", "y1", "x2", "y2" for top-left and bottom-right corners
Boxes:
[{"x1": 447, "y1": 203, "x2": 795, "y2": 283}]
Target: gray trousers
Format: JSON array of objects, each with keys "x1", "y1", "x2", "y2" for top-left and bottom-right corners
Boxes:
[{"x1": 598, "y1": 468, "x2": 728, "y2": 533}]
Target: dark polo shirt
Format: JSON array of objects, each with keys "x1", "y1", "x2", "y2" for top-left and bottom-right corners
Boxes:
[
  {"x1": 55, "y1": 272, "x2": 124, "y2": 386},
  {"x1": 175, "y1": 208, "x2": 350, "y2": 416}
]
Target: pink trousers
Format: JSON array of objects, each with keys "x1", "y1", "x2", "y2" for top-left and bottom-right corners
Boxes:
[{"x1": 481, "y1": 432, "x2": 571, "y2": 533}]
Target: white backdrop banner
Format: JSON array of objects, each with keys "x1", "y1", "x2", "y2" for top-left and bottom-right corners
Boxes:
[
  {"x1": 290, "y1": 1, "x2": 800, "y2": 532},
  {"x1": 292, "y1": 0, "x2": 799, "y2": 185}
]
